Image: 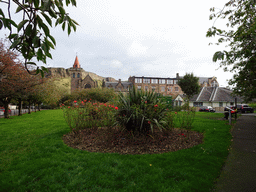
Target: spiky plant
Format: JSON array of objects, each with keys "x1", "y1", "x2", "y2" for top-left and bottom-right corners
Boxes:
[{"x1": 116, "y1": 86, "x2": 169, "y2": 135}]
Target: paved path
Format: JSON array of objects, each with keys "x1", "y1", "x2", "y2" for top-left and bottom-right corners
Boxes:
[{"x1": 213, "y1": 114, "x2": 256, "y2": 192}]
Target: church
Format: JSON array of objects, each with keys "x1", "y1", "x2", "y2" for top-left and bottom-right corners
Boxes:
[{"x1": 70, "y1": 56, "x2": 133, "y2": 93}]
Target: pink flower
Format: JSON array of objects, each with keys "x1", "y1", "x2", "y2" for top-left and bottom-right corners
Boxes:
[
  {"x1": 175, "y1": 112, "x2": 177, "y2": 114},
  {"x1": 148, "y1": 121, "x2": 151, "y2": 124},
  {"x1": 154, "y1": 104, "x2": 158, "y2": 107},
  {"x1": 81, "y1": 101, "x2": 84, "y2": 104},
  {"x1": 145, "y1": 101, "x2": 147, "y2": 104},
  {"x1": 68, "y1": 106, "x2": 70, "y2": 108},
  {"x1": 74, "y1": 100, "x2": 77, "y2": 103},
  {"x1": 115, "y1": 107, "x2": 118, "y2": 110}
]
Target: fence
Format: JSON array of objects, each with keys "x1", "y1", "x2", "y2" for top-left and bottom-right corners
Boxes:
[{"x1": 0, "y1": 109, "x2": 45, "y2": 118}]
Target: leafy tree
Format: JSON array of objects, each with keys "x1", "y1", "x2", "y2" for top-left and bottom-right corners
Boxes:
[
  {"x1": 206, "y1": 0, "x2": 256, "y2": 102},
  {"x1": 0, "y1": 39, "x2": 42, "y2": 118},
  {"x1": 0, "y1": 0, "x2": 78, "y2": 75},
  {"x1": 177, "y1": 73, "x2": 200, "y2": 100}
]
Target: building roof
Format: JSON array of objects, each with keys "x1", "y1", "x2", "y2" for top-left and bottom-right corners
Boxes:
[
  {"x1": 105, "y1": 81, "x2": 133, "y2": 89},
  {"x1": 190, "y1": 87, "x2": 244, "y2": 102},
  {"x1": 73, "y1": 56, "x2": 80, "y2": 68}
]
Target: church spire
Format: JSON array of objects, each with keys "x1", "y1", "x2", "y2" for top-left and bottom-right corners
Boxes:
[{"x1": 73, "y1": 56, "x2": 80, "y2": 68}]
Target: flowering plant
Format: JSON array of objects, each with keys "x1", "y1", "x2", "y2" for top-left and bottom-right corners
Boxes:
[
  {"x1": 116, "y1": 87, "x2": 169, "y2": 135},
  {"x1": 62, "y1": 100, "x2": 118, "y2": 131}
]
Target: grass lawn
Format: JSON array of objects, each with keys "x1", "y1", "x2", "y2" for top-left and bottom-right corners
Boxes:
[{"x1": 0, "y1": 110, "x2": 233, "y2": 192}]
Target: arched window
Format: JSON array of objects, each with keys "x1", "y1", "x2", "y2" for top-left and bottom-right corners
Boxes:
[
  {"x1": 85, "y1": 84, "x2": 91, "y2": 89},
  {"x1": 77, "y1": 73, "x2": 80, "y2": 78},
  {"x1": 72, "y1": 73, "x2": 75, "y2": 78}
]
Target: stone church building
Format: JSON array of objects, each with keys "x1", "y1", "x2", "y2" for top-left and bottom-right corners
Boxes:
[{"x1": 70, "y1": 56, "x2": 132, "y2": 93}]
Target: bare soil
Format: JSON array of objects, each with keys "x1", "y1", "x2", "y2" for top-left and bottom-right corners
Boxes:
[{"x1": 63, "y1": 127, "x2": 204, "y2": 155}]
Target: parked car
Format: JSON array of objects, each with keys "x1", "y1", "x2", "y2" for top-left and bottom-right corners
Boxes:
[
  {"x1": 236, "y1": 104, "x2": 254, "y2": 113},
  {"x1": 224, "y1": 105, "x2": 235, "y2": 111},
  {"x1": 199, "y1": 106, "x2": 215, "y2": 112},
  {"x1": 0, "y1": 108, "x2": 11, "y2": 115}
]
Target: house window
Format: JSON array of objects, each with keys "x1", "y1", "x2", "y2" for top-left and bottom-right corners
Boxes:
[
  {"x1": 137, "y1": 86, "x2": 141, "y2": 90},
  {"x1": 219, "y1": 102, "x2": 223, "y2": 107},
  {"x1": 193, "y1": 102, "x2": 203, "y2": 107},
  {"x1": 152, "y1": 86, "x2": 156, "y2": 92},
  {"x1": 151, "y1": 79, "x2": 158, "y2": 84},
  {"x1": 161, "y1": 86, "x2": 165, "y2": 92},
  {"x1": 77, "y1": 73, "x2": 80, "y2": 78},
  {"x1": 167, "y1": 80, "x2": 173, "y2": 84},
  {"x1": 168, "y1": 87, "x2": 172, "y2": 92},
  {"x1": 135, "y1": 78, "x2": 142, "y2": 83},
  {"x1": 159, "y1": 79, "x2": 165, "y2": 84},
  {"x1": 175, "y1": 87, "x2": 179, "y2": 92},
  {"x1": 73, "y1": 73, "x2": 75, "y2": 78},
  {"x1": 144, "y1": 79, "x2": 150, "y2": 83},
  {"x1": 145, "y1": 86, "x2": 148, "y2": 91},
  {"x1": 174, "y1": 80, "x2": 178, "y2": 84}
]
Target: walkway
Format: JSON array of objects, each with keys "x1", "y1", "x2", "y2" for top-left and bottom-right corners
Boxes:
[{"x1": 213, "y1": 114, "x2": 256, "y2": 192}]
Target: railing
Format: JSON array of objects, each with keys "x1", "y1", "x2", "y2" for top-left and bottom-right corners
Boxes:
[{"x1": 0, "y1": 109, "x2": 45, "y2": 118}]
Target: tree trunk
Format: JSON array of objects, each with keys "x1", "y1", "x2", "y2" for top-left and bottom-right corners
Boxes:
[
  {"x1": 18, "y1": 98, "x2": 22, "y2": 116},
  {"x1": 3, "y1": 98, "x2": 10, "y2": 119},
  {"x1": 28, "y1": 100, "x2": 31, "y2": 114},
  {"x1": 38, "y1": 103, "x2": 41, "y2": 111}
]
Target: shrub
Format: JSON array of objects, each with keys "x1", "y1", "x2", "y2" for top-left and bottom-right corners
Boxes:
[
  {"x1": 116, "y1": 87, "x2": 169, "y2": 135},
  {"x1": 62, "y1": 100, "x2": 118, "y2": 131},
  {"x1": 176, "y1": 107, "x2": 196, "y2": 129},
  {"x1": 74, "y1": 88, "x2": 117, "y2": 103}
]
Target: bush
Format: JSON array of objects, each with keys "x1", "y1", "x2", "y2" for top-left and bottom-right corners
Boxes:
[
  {"x1": 72, "y1": 88, "x2": 117, "y2": 103},
  {"x1": 176, "y1": 108, "x2": 196, "y2": 129},
  {"x1": 62, "y1": 100, "x2": 118, "y2": 131},
  {"x1": 116, "y1": 87, "x2": 169, "y2": 135}
]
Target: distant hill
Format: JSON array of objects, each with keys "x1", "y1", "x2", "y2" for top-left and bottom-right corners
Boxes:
[{"x1": 45, "y1": 67, "x2": 117, "y2": 94}]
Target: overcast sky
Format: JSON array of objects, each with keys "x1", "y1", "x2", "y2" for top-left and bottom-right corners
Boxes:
[{"x1": 1, "y1": 0, "x2": 233, "y2": 87}]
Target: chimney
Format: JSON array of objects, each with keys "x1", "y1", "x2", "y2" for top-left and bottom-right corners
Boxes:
[{"x1": 176, "y1": 73, "x2": 179, "y2": 79}]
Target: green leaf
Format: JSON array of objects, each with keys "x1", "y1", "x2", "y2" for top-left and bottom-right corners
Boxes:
[
  {"x1": 37, "y1": 48, "x2": 43, "y2": 61},
  {"x1": 71, "y1": 0, "x2": 77, "y2": 6},
  {"x1": 58, "y1": 6, "x2": 66, "y2": 17},
  {"x1": 68, "y1": 25, "x2": 71, "y2": 35},
  {"x1": 34, "y1": 0, "x2": 39, "y2": 8},
  {"x1": 15, "y1": 6, "x2": 23, "y2": 13},
  {"x1": 49, "y1": 8, "x2": 57, "y2": 18},
  {"x1": 41, "y1": 66, "x2": 49, "y2": 73},
  {"x1": 40, "y1": 70, "x2": 45, "y2": 78},
  {"x1": 62, "y1": 21, "x2": 66, "y2": 30},
  {"x1": 25, "y1": 24, "x2": 33, "y2": 36},
  {"x1": 8, "y1": 33, "x2": 18, "y2": 39},
  {"x1": 48, "y1": 35, "x2": 56, "y2": 45},
  {"x1": 10, "y1": 38, "x2": 21, "y2": 49},
  {"x1": 32, "y1": 36, "x2": 40, "y2": 48},
  {"x1": 39, "y1": 21, "x2": 50, "y2": 36},
  {"x1": 45, "y1": 38, "x2": 54, "y2": 49},
  {"x1": 41, "y1": 13, "x2": 52, "y2": 27},
  {"x1": 0, "y1": 8, "x2": 5, "y2": 17},
  {"x1": 17, "y1": 20, "x2": 29, "y2": 32}
]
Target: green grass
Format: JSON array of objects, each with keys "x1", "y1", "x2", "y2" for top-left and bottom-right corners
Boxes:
[{"x1": 0, "y1": 110, "x2": 233, "y2": 191}]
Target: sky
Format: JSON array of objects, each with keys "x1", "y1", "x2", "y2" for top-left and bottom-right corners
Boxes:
[{"x1": 1, "y1": 0, "x2": 233, "y2": 87}]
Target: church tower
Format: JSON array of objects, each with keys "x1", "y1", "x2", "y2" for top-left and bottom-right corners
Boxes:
[{"x1": 70, "y1": 56, "x2": 82, "y2": 93}]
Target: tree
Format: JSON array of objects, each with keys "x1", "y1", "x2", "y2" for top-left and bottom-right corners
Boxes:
[
  {"x1": 177, "y1": 73, "x2": 200, "y2": 100},
  {"x1": 0, "y1": 39, "x2": 42, "y2": 118},
  {"x1": 206, "y1": 0, "x2": 256, "y2": 102},
  {"x1": 0, "y1": 0, "x2": 78, "y2": 75}
]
